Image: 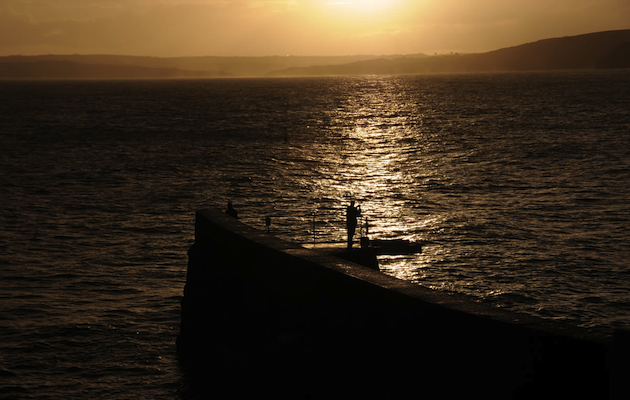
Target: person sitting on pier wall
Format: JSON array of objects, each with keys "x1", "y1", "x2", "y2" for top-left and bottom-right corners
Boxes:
[
  {"x1": 225, "y1": 201, "x2": 238, "y2": 218},
  {"x1": 346, "y1": 201, "x2": 361, "y2": 249}
]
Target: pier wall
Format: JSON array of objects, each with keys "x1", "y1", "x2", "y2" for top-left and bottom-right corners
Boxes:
[{"x1": 178, "y1": 209, "x2": 617, "y2": 398}]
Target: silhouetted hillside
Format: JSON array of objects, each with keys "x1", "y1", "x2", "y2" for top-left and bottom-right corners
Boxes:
[
  {"x1": 2, "y1": 30, "x2": 628, "y2": 79},
  {"x1": 0, "y1": 55, "x2": 394, "y2": 78},
  {"x1": 0, "y1": 60, "x2": 231, "y2": 79},
  {"x1": 595, "y1": 41, "x2": 630, "y2": 69},
  {"x1": 464, "y1": 29, "x2": 630, "y2": 71},
  {"x1": 266, "y1": 30, "x2": 630, "y2": 76}
]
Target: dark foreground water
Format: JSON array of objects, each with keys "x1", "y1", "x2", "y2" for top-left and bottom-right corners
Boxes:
[{"x1": 1, "y1": 70, "x2": 629, "y2": 398}]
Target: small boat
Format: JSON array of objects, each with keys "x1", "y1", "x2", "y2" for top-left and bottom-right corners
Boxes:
[{"x1": 364, "y1": 238, "x2": 423, "y2": 255}]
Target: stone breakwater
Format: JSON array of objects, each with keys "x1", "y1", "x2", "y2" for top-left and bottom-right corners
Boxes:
[{"x1": 178, "y1": 209, "x2": 625, "y2": 399}]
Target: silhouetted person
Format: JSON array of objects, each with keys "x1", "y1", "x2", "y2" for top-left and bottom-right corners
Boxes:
[
  {"x1": 225, "y1": 201, "x2": 238, "y2": 218},
  {"x1": 265, "y1": 216, "x2": 271, "y2": 232},
  {"x1": 346, "y1": 201, "x2": 361, "y2": 249}
]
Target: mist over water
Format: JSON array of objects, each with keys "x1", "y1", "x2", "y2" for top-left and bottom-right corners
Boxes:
[{"x1": 1, "y1": 70, "x2": 629, "y2": 398}]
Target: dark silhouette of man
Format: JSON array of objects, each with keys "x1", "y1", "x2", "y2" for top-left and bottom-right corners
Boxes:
[
  {"x1": 225, "y1": 201, "x2": 238, "y2": 218},
  {"x1": 346, "y1": 201, "x2": 361, "y2": 249}
]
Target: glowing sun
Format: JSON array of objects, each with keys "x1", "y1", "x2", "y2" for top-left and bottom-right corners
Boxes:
[{"x1": 329, "y1": 0, "x2": 396, "y2": 13}]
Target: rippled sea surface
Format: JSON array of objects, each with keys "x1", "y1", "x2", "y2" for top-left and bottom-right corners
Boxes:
[{"x1": 1, "y1": 71, "x2": 630, "y2": 398}]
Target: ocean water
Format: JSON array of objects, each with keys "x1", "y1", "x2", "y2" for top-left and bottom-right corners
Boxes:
[{"x1": 1, "y1": 70, "x2": 630, "y2": 398}]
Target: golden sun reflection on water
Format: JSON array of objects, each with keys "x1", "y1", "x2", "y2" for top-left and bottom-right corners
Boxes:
[
  {"x1": 318, "y1": 81, "x2": 421, "y2": 226},
  {"x1": 308, "y1": 77, "x2": 445, "y2": 281}
]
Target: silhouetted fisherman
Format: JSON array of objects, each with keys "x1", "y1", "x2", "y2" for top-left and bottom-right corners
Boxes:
[
  {"x1": 265, "y1": 216, "x2": 271, "y2": 232},
  {"x1": 225, "y1": 201, "x2": 238, "y2": 218},
  {"x1": 346, "y1": 201, "x2": 361, "y2": 249}
]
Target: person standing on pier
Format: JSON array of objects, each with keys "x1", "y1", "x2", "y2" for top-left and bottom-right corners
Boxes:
[{"x1": 346, "y1": 201, "x2": 361, "y2": 249}]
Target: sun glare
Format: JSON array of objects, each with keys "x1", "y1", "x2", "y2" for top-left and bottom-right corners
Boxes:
[{"x1": 328, "y1": 0, "x2": 397, "y2": 14}]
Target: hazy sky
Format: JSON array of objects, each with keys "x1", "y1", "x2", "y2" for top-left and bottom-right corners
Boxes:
[{"x1": 1, "y1": 0, "x2": 629, "y2": 57}]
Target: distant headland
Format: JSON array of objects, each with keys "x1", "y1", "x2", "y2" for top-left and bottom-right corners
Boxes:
[
  {"x1": 267, "y1": 29, "x2": 630, "y2": 77},
  {"x1": 1, "y1": 29, "x2": 629, "y2": 79}
]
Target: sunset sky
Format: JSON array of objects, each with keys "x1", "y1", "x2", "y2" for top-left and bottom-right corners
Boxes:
[{"x1": 1, "y1": 0, "x2": 629, "y2": 57}]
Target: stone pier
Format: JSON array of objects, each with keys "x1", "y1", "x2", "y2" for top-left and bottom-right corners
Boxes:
[{"x1": 178, "y1": 209, "x2": 619, "y2": 399}]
